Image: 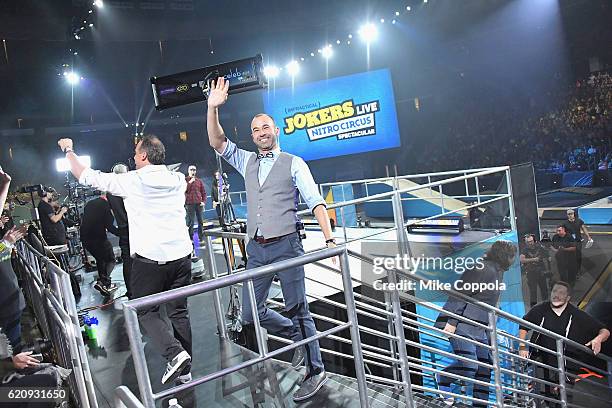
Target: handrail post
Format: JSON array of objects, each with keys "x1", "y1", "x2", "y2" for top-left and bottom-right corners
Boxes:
[
  {"x1": 123, "y1": 305, "x2": 155, "y2": 408},
  {"x1": 205, "y1": 235, "x2": 228, "y2": 339},
  {"x1": 556, "y1": 338, "x2": 568, "y2": 408},
  {"x1": 392, "y1": 191, "x2": 412, "y2": 259},
  {"x1": 386, "y1": 269, "x2": 415, "y2": 408},
  {"x1": 488, "y1": 311, "x2": 504, "y2": 407},
  {"x1": 384, "y1": 291, "x2": 400, "y2": 383},
  {"x1": 339, "y1": 248, "x2": 370, "y2": 407},
  {"x1": 504, "y1": 168, "x2": 517, "y2": 231},
  {"x1": 246, "y1": 280, "x2": 268, "y2": 356}
]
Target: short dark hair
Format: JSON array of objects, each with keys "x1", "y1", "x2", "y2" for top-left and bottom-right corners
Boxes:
[
  {"x1": 485, "y1": 240, "x2": 517, "y2": 271},
  {"x1": 556, "y1": 224, "x2": 568, "y2": 233},
  {"x1": 138, "y1": 135, "x2": 165, "y2": 165},
  {"x1": 552, "y1": 281, "x2": 571, "y2": 295}
]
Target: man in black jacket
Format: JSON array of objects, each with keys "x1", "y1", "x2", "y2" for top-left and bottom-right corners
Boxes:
[
  {"x1": 80, "y1": 194, "x2": 118, "y2": 296},
  {"x1": 435, "y1": 240, "x2": 517, "y2": 407}
]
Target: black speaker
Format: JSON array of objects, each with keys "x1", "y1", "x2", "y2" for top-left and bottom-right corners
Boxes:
[{"x1": 508, "y1": 163, "x2": 540, "y2": 239}]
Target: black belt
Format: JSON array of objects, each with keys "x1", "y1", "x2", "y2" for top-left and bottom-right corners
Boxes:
[
  {"x1": 134, "y1": 254, "x2": 187, "y2": 265},
  {"x1": 253, "y1": 232, "x2": 293, "y2": 244}
]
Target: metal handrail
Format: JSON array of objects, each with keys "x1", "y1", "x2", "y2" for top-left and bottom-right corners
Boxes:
[
  {"x1": 121, "y1": 245, "x2": 370, "y2": 408},
  {"x1": 348, "y1": 249, "x2": 612, "y2": 364},
  {"x1": 299, "y1": 166, "x2": 510, "y2": 216}
]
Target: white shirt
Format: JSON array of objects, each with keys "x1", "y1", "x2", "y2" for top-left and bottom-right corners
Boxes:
[{"x1": 79, "y1": 165, "x2": 192, "y2": 262}]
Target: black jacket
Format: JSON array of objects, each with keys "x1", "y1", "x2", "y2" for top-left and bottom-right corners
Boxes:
[{"x1": 435, "y1": 259, "x2": 505, "y2": 328}]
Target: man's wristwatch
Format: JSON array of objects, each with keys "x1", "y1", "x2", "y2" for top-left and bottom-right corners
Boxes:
[
  {"x1": 325, "y1": 238, "x2": 336, "y2": 246},
  {"x1": 64, "y1": 147, "x2": 74, "y2": 154}
]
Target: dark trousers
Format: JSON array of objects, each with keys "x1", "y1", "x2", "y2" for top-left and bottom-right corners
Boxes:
[
  {"x1": 242, "y1": 233, "x2": 324, "y2": 375},
  {"x1": 575, "y1": 242, "x2": 583, "y2": 272},
  {"x1": 556, "y1": 253, "x2": 578, "y2": 287},
  {"x1": 83, "y1": 239, "x2": 115, "y2": 287},
  {"x1": 527, "y1": 269, "x2": 549, "y2": 306},
  {"x1": 185, "y1": 204, "x2": 204, "y2": 239},
  {"x1": 119, "y1": 234, "x2": 132, "y2": 298},
  {"x1": 131, "y1": 255, "x2": 192, "y2": 361},
  {"x1": 438, "y1": 323, "x2": 492, "y2": 407}
]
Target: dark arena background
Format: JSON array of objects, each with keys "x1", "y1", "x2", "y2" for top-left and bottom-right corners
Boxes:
[{"x1": 0, "y1": 1, "x2": 610, "y2": 407}]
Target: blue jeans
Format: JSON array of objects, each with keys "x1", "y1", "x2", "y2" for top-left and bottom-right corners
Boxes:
[
  {"x1": 242, "y1": 233, "x2": 324, "y2": 375},
  {"x1": 438, "y1": 322, "x2": 492, "y2": 407}
]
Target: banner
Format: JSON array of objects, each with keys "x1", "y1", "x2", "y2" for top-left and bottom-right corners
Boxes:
[{"x1": 263, "y1": 69, "x2": 401, "y2": 161}]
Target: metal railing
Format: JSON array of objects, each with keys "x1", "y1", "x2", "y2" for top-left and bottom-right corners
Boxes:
[
  {"x1": 113, "y1": 165, "x2": 610, "y2": 407},
  {"x1": 115, "y1": 244, "x2": 370, "y2": 408},
  {"x1": 15, "y1": 241, "x2": 98, "y2": 408}
]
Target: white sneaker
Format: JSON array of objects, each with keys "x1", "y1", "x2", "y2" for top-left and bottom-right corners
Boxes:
[{"x1": 161, "y1": 351, "x2": 191, "y2": 384}]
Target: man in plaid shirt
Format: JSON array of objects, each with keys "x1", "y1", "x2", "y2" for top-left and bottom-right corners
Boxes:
[{"x1": 185, "y1": 165, "x2": 206, "y2": 241}]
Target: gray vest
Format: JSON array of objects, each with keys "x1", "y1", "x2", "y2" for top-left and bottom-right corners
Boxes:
[{"x1": 245, "y1": 152, "x2": 298, "y2": 239}]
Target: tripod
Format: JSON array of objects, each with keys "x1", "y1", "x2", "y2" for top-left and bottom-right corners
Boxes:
[{"x1": 215, "y1": 159, "x2": 247, "y2": 341}]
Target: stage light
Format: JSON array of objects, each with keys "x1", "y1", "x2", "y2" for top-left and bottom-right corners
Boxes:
[
  {"x1": 321, "y1": 45, "x2": 333, "y2": 59},
  {"x1": 56, "y1": 156, "x2": 90, "y2": 172},
  {"x1": 395, "y1": 11, "x2": 400, "y2": 16},
  {"x1": 88, "y1": 9, "x2": 93, "y2": 13},
  {"x1": 380, "y1": 18, "x2": 385, "y2": 23},
  {"x1": 89, "y1": 23, "x2": 94, "y2": 27},
  {"x1": 65, "y1": 72, "x2": 80, "y2": 85},
  {"x1": 359, "y1": 23, "x2": 378, "y2": 43},
  {"x1": 336, "y1": 40, "x2": 341, "y2": 45},
  {"x1": 424, "y1": 0, "x2": 428, "y2": 3},
  {"x1": 286, "y1": 60, "x2": 299, "y2": 76},
  {"x1": 392, "y1": 19, "x2": 396, "y2": 24},
  {"x1": 406, "y1": 6, "x2": 411, "y2": 11},
  {"x1": 93, "y1": 0, "x2": 103, "y2": 8},
  {"x1": 310, "y1": 52, "x2": 315, "y2": 57}
]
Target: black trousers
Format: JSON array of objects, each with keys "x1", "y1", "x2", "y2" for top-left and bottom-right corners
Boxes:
[
  {"x1": 82, "y1": 239, "x2": 115, "y2": 286},
  {"x1": 556, "y1": 253, "x2": 578, "y2": 287},
  {"x1": 527, "y1": 269, "x2": 549, "y2": 306},
  {"x1": 119, "y1": 234, "x2": 132, "y2": 298},
  {"x1": 131, "y1": 255, "x2": 192, "y2": 361},
  {"x1": 185, "y1": 204, "x2": 204, "y2": 239}
]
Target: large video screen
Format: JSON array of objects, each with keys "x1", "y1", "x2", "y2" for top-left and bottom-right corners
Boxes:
[{"x1": 263, "y1": 69, "x2": 401, "y2": 161}]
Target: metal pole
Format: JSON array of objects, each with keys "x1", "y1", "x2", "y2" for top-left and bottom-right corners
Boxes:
[
  {"x1": 339, "y1": 249, "x2": 370, "y2": 408},
  {"x1": 205, "y1": 235, "x2": 228, "y2": 339},
  {"x1": 440, "y1": 184, "x2": 445, "y2": 215},
  {"x1": 392, "y1": 191, "x2": 412, "y2": 259},
  {"x1": 556, "y1": 338, "x2": 568, "y2": 408},
  {"x1": 488, "y1": 312, "x2": 504, "y2": 407},
  {"x1": 384, "y1": 291, "x2": 400, "y2": 383},
  {"x1": 123, "y1": 305, "x2": 155, "y2": 408},
  {"x1": 475, "y1": 176, "x2": 481, "y2": 204},
  {"x1": 247, "y1": 279, "x2": 268, "y2": 356},
  {"x1": 464, "y1": 173, "x2": 469, "y2": 197},
  {"x1": 340, "y1": 206, "x2": 348, "y2": 243},
  {"x1": 504, "y1": 168, "x2": 518, "y2": 232},
  {"x1": 58, "y1": 269, "x2": 99, "y2": 408},
  {"x1": 386, "y1": 269, "x2": 415, "y2": 408}
]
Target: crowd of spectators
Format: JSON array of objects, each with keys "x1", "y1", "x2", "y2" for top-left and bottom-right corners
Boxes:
[{"x1": 411, "y1": 71, "x2": 611, "y2": 173}]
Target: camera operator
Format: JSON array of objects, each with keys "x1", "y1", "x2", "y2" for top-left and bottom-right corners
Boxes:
[
  {"x1": 80, "y1": 193, "x2": 119, "y2": 296},
  {"x1": 36, "y1": 187, "x2": 67, "y2": 246}
]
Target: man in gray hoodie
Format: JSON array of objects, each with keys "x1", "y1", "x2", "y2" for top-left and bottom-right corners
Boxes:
[{"x1": 58, "y1": 135, "x2": 194, "y2": 385}]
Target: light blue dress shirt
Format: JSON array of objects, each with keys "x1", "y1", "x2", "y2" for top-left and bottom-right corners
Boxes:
[{"x1": 219, "y1": 138, "x2": 326, "y2": 212}]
